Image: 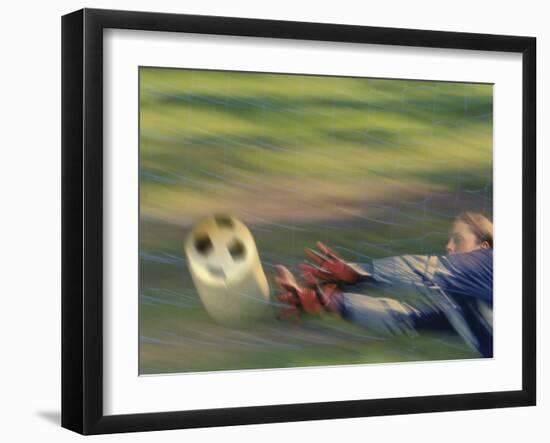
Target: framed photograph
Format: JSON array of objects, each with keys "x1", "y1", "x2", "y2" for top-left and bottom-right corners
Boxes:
[{"x1": 61, "y1": 8, "x2": 536, "y2": 435}]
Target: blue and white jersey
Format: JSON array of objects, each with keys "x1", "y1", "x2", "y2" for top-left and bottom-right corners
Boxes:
[{"x1": 340, "y1": 249, "x2": 493, "y2": 357}]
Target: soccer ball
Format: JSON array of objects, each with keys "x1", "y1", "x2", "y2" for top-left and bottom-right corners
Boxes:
[{"x1": 184, "y1": 214, "x2": 273, "y2": 326}]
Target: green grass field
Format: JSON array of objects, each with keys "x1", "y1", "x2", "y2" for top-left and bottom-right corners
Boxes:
[{"x1": 139, "y1": 67, "x2": 492, "y2": 374}]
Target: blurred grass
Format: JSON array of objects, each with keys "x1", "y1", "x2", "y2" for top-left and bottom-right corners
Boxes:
[{"x1": 139, "y1": 67, "x2": 491, "y2": 374}]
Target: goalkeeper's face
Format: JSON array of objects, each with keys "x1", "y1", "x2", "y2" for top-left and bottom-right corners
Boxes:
[{"x1": 446, "y1": 220, "x2": 491, "y2": 255}]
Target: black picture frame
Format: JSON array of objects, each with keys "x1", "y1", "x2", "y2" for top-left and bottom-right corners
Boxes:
[{"x1": 61, "y1": 8, "x2": 536, "y2": 435}]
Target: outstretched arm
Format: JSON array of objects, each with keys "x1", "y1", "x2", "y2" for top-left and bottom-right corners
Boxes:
[
  {"x1": 363, "y1": 249, "x2": 493, "y2": 303},
  {"x1": 319, "y1": 246, "x2": 494, "y2": 304}
]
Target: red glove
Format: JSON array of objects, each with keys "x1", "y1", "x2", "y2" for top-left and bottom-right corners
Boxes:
[
  {"x1": 301, "y1": 241, "x2": 368, "y2": 284},
  {"x1": 274, "y1": 265, "x2": 344, "y2": 320},
  {"x1": 315, "y1": 282, "x2": 344, "y2": 314},
  {"x1": 274, "y1": 266, "x2": 322, "y2": 316}
]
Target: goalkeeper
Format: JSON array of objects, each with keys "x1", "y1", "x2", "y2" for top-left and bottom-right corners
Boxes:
[{"x1": 275, "y1": 212, "x2": 494, "y2": 358}]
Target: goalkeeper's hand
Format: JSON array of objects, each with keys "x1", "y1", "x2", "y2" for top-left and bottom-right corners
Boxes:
[
  {"x1": 300, "y1": 241, "x2": 370, "y2": 285},
  {"x1": 274, "y1": 265, "x2": 344, "y2": 320}
]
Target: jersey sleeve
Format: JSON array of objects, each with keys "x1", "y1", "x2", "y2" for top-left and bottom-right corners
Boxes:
[{"x1": 351, "y1": 249, "x2": 493, "y2": 303}]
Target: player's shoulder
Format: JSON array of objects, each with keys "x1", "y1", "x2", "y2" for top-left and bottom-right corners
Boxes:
[{"x1": 445, "y1": 248, "x2": 493, "y2": 270}]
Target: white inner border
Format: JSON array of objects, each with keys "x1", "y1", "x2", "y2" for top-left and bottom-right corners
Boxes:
[{"x1": 103, "y1": 29, "x2": 523, "y2": 415}]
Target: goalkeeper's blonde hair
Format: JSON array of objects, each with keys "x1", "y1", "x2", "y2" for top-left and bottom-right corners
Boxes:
[{"x1": 456, "y1": 212, "x2": 493, "y2": 248}]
